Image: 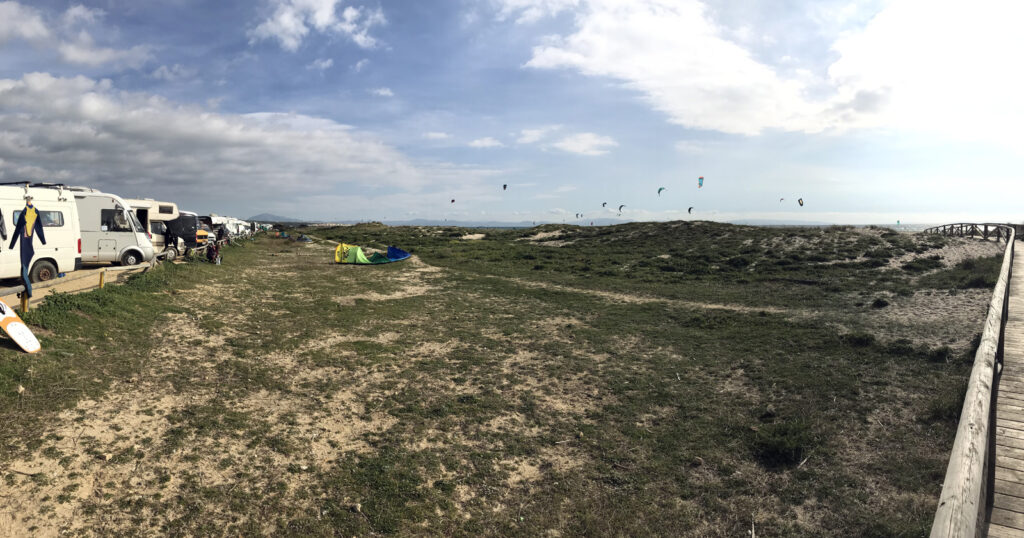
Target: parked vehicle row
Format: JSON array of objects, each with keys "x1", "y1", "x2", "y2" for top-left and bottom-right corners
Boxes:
[{"x1": 0, "y1": 182, "x2": 264, "y2": 285}]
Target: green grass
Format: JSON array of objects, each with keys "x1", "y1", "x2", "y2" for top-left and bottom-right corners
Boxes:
[{"x1": 0, "y1": 225, "x2": 1002, "y2": 536}]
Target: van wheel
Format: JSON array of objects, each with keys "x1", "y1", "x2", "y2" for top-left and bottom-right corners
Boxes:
[
  {"x1": 29, "y1": 260, "x2": 57, "y2": 283},
  {"x1": 164, "y1": 247, "x2": 178, "y2": 262},
  {"x1": 121, "y1": 251, "x2": 141, "y2": 266}
]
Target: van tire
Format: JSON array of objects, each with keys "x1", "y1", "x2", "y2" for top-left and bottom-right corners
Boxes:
[
  {"x1": 29, "y1": 260, "x2": 57, "y2": 283},
  {"x1": 164, "y1": 247, "x2": 178, "y2": 262},
  {"x1": 121, "y1": 251, "x2": 142, "y2": 266}
]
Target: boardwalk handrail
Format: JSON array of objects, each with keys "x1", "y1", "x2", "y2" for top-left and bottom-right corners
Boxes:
[{"x1": 930, "y1": 223, "x2": 1015, "y2": 537}]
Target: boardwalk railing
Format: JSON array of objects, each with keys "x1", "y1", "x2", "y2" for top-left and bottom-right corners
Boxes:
[
  {"x1": 923, "y1": 223, "x2": 1020, "y2": 244},
  {"x1": 929, "y1": 223, "x2": 1016, "y2": 537}
]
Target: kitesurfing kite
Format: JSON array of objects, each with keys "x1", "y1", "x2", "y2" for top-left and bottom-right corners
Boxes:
[
  {"x1": 658, "y1": 187, "x2": 666, "y2": 197},
  {"x1": 602, "y1": 202, "x2": 607, "y2": 208},
  {"x1": 688, "y1": 207, "x2": 693, "y2": 214},
  {"x1": 503, "y1": 184, "x2": 507, "y2": 191},
  {"x1": 698, "y1": 176, "x2": 704, "y2": 188},
  {"x1": 798, "y1": 198, "x2": 804, "y2": 206},
  {"x1": 618, "y1": 204, "x2": 625, "y2": 212},
  {"x1": 451, "y1": 199, "x2": 455, "y2": 204},
  {"x1": 779, "y1": 198, "x2": 784, "y2": 202}
]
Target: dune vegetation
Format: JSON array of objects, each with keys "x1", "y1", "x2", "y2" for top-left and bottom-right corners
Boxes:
[{"x1": 0, "y1": 222, "x2": 1005, "y2": 536}]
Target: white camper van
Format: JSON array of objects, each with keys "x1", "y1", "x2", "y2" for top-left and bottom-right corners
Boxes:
[
  {"x1": 71, "y1": 188, "x2": 154, "y2": 266},
  {"x1": 0, "y1": 185, "x2": 82, "y2": 282},
  {"x1": 126, "y1": 198, "x2": 185, "y2": 260}
]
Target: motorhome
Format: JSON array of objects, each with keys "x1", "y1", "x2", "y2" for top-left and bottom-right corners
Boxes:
[
  {"x1": 0, "y1": 185, "x2": 82, "y2": 283},
  {"x1": 166, "y1": 211, "x2": 200, "y2": 250},
  {"x1": 126, "y1": 198, "x2": 185, "y2": 260},
  {"x1": 71, "y1": 188, "x2": 154, "y2": 266}
]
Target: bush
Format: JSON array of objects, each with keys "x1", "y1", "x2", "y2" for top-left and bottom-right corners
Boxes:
[
  {"x1": 901, "y1": 256, "x2": 943, "y2": 273},
  {"x1": 842, "y1": 332, "x2": 877, "y2": 347},
  {"x1": 924, "y1": 380, "x2": 968, "y2": 423},
  {"x1": 871, "y1": 298, "x2": 889, "y2": 308},
  {"x1": 752, "y1": 419, "x2": 816, "y2": 468}
]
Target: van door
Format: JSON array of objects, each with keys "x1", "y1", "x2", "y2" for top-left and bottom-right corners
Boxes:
[
  {"x1": 98, "y1": 239, "x2": 116, "y2": 261},
  {"x1": 99, "y1": 208, "x2": 132, "y2": 262}
]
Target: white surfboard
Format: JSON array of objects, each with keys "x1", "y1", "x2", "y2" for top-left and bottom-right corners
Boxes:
[{"x1": 0, "y1": 299, "x2": 40, "y2": 353}]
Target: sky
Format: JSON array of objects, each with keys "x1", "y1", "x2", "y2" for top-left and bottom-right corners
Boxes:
[{"x1": 0, "y1": 0, "x2": 1022, "y2": 224}]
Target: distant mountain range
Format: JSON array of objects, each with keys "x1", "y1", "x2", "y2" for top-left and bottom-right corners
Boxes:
[
  {"x1": 247, "y1": 213, "x2": 303, "y2": 222},
  {"x1": 248, "y1": 215, "x2": 918, "y2": 229}
]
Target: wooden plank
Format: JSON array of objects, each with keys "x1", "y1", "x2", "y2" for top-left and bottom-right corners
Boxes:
[
  {"x1": 997, "y1": 435, "x2": 1024, "y2": 451},
  {"x1": 995, "y1": 479, "x2": 1024, "y2": 501},
  {"x1": 999, "y1": 418, "x2": 1024, "y2": 435},
  {"x1": 994, "y1": 492, "x2": 1024, "y2": 514},
  {"x1": 999, "y1": 428, "x2": 1024, "y2": 441},
  {"x1": 988, "y1": 521, "x2": 1024, "y2": 537},
  {"x1": 999, "y1": 381, "x2": 1024, "y2": 393},
  {"x1": 997, "y1": 466, "x2": 1024, "y2": 485},
  {"x1": 985, "y1": 522, "x2": 1024, "y2": 538},
  {"x1": 1000, "y1": 403, "x2": 1024, "y2": 415},
  {"x1": 990, "y1": 508, "x2": 1024, "y2": 531},
  {"x1": 1000, "y1": 410, "x2": 1024, "y2": 425},
  {"x1": 1000, "y1": 391, "x2": 1024, "y2": 402},
  {"x1": 998, "y1": 445, "x2": 1024, "y2": 463}
]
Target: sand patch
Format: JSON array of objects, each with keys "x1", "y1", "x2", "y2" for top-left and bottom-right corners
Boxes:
[
  {"x1": 461, "y1": 234, "x2": 486, "y2": 240},
  {"x1": 519, "y1": 230, "x2": 565, "y2": 242}
]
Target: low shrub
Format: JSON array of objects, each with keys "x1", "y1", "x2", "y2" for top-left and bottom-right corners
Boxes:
[{"x1": 752, "y1": 419, "x2": 816, "y2": 468}]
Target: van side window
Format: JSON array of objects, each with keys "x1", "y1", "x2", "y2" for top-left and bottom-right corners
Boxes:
[
  {"x1": 151, "y1": 221, "x2": 167, "y2": 234},
  {"x1": 159, "y1": 205, "x2": 174, "y2": 214},
  {"x1": 13, "y1": 210, "x2": 64, "y2": 227},
  {"x1": 100, "y1": 209, "x2": 131, "y2": 232}
]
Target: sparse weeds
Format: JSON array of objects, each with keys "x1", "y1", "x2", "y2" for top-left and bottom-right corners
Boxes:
[{"x1": 0, "y1": 226, "x2": 1004, "y2": 536}]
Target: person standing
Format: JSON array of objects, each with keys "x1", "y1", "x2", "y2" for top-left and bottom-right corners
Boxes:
[{"x1": 10, "y1": 197, "x2": 46, "y2": 297}]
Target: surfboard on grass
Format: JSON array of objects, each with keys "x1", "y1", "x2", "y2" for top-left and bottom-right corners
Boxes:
[{"x1": 0, "y1": 299, "x2": 39, "y2": 353}]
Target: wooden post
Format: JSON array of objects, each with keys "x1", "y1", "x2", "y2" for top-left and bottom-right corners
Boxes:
[
  {"x1": 99, "y1": 269, "x2": 106, "y2": 289},
  {"x1": 19, "y1": 293, "x2": 28, "y2": 313}
]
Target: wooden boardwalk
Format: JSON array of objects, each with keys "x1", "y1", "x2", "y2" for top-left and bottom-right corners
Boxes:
[{"x1": 988, "y1": 251, "x2": 1024, "y2": 537}]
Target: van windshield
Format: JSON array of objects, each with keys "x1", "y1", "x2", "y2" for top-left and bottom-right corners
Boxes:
[{"x1": 127, "y1": 210, "x2": 145, "y2": 234}]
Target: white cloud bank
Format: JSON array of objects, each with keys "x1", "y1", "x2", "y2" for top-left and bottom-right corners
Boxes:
[
  {"x1": 501, "y1": 0, "x2": 1024, "y2": 143},
  {"x1": 370, "y1": 87, "x2": 394, "y2": 97},
  {"x1": 0, "y1": 73, "x2": 468, "y2": 209},
  {"x1": 249, "y1": 0, "x2": 386, "y2": 52}
]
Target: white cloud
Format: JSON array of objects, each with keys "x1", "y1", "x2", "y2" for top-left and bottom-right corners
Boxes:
[
  {"x1": 423, "y1": 132, "x2": 450, "y2": 140},
  {"x1": 370, "y1": 87, "x2": 393, "y2": 97},
  {"x1": 505, "y1": 0, "x2": 1024, "y2": 144},
  {"x1": 552, "y1": 132, "x2": 616, "y2": 155},
  {"x1": 352, "y1": 58, "x2": 369, "y2": 72},
  {"x1": 151, "y1": 64, "x2": 197, "y2": 81},
  {"x1": 495, "y1": 0, "x2": 580, "y2": 24},
  {"x1": 0, "y1": 1, "x2": 50, "y2": 43},
  {"x1": 57, "y1": 34, "x2": 152, "y2": 68},
  {"x1": 825, "y1": 0, "x2": 1024, "y2": 143},
  {"x1": 249, "y1": 0, "x2": 386, "y2": 52},
  {"x1": 0, "y1": 73, "x2": 487, "y2": 212},
  {"x1": 0, "y1": 3, "x2": 153, "y2": 70},
  {"x1": 469, "y1": 137, "x2": 504, "y2": 148},
  {"x1": 519, "y1": 0, "x2": 818, "y2": 135},
  {"x1": 307, "y1": 57, "x2": 334, "y2": 70},
  {"x1": 516, "y1": 125, "x2": 561, "y2": 144},
  {"x1": 61, "y1": 5, "x2": 102, "y2": 29}
]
